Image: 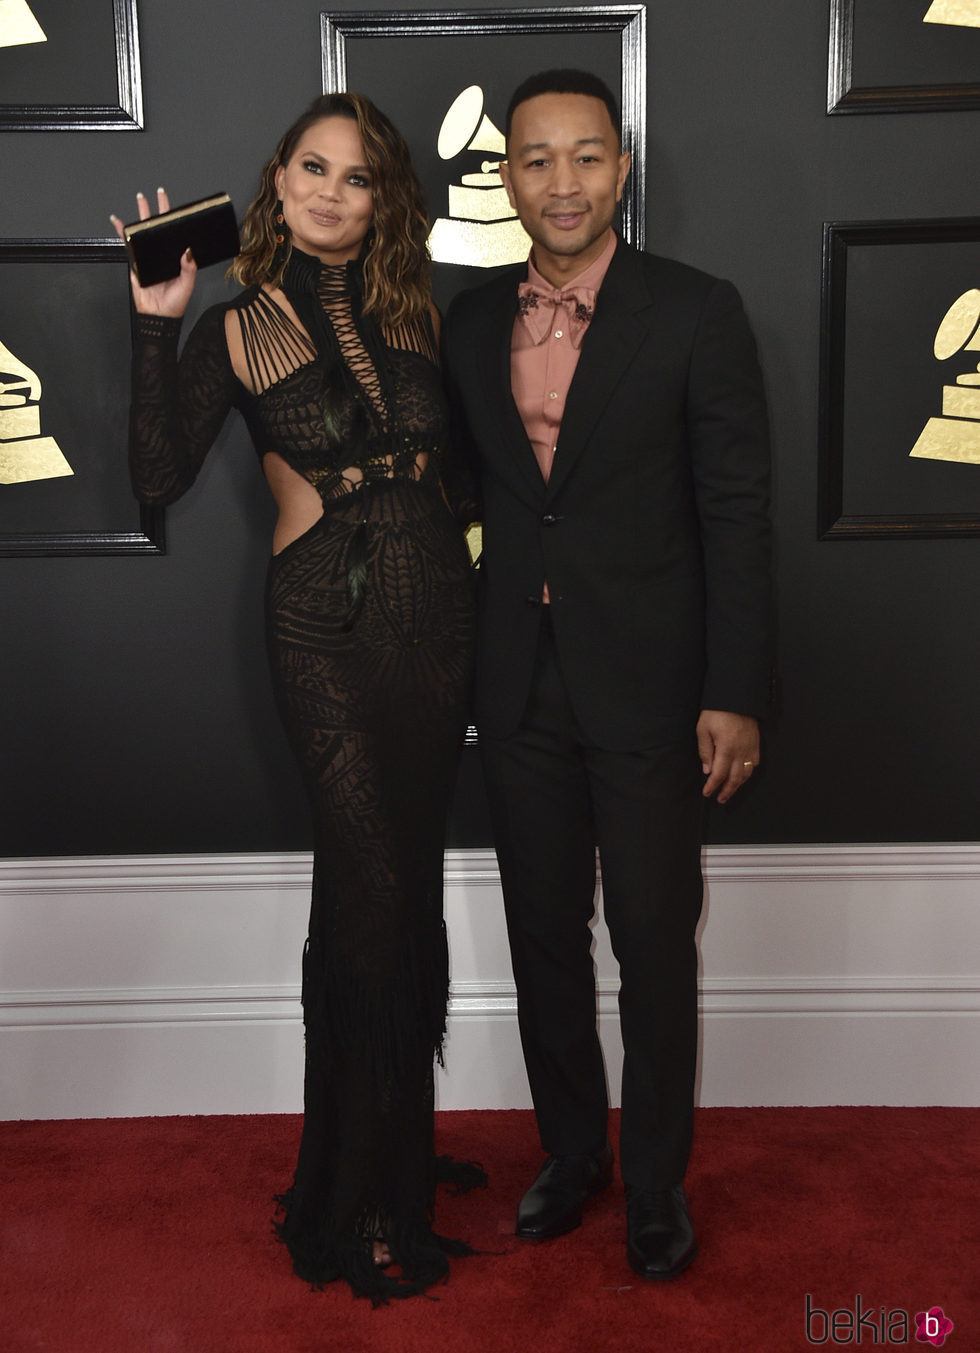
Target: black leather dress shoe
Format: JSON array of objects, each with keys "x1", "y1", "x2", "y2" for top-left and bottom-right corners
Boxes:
[
  {"x1": 515, "y1": 1143, "x2": 614, "y2": 1239},
  {"x1": 626, "y1": 1184, "x2": 698, "y2": 1280}
]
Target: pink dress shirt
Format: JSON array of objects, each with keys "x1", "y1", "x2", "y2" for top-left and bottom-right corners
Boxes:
[{"x1": 510, "y1": 229, "x2": 618, "y2": 602}]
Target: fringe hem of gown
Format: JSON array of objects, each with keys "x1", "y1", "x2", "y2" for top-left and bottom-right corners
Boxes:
[
  {"x1": 272, "y1": 1188, "x2": 483, "y2": 1305},
  {"x1": 434, "y1": 1153, "x2": 488, "y2": 1195},
  {"x1": 284, "y1": 893, "x2": 484, "y2": 1302},
  {"x1": 302, "y1": 912, "x2": 451, "y2": 1083}
]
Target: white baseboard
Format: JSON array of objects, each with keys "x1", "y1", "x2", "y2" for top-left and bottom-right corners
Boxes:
[{"x1": 1, "y1": 846, "x2": 978, "y2": 1119}]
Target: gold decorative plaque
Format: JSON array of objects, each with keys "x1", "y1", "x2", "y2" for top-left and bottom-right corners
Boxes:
[
  {"x1": 909, "y1": 289, "x2": 980, "y2": 465},
  {"x1": 0, "y1": 0, "x2": 46, "y2": 48},
  {"x1": 464, "y1": 522, "x2": 483, "y2": 566},
  {"x1": 427, "y1": 85, "x2": 530, "y2": 269},
  {"x1": 0, "y1": 338, "x2": 73, "y2": 484},
  {"x1": 922, "y1": 0, "x2": 980, "y2": 28}
]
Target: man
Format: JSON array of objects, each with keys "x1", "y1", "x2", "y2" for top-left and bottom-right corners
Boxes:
[{"x1": 443, "y1": 69, "x2": 771, "y2": 1280}]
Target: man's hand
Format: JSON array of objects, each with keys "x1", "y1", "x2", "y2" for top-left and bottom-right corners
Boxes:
[{"x1": 696, "y1": 709, "x2": 760, "y2": 804}]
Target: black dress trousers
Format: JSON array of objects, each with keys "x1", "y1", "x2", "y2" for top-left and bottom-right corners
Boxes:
[{"x1": 479, "y1": 610, "x2": 706, "y2": 1192}]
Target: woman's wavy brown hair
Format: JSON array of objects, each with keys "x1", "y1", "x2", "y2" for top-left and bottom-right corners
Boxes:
[{"x1": 230, "y1": 93, "x2": 431, "y2": 328}]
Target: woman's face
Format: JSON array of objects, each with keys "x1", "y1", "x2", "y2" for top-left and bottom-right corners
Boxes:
[{"x1": 274, "y1": 116, "x2": 374, "y2": 265}]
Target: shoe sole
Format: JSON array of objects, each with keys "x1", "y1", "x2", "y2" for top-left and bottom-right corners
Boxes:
[
  {"x1": 516, "y1": 1212, "x2": 583, "y2": 1241},
  {"x1": 627, "y1": 1240, "x2": 698, "y2": 1281}
]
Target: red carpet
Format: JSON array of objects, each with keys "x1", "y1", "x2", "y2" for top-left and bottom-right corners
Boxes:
[{"x1": 1, "y1": 1108, "x2": 975, "y2": 1352}]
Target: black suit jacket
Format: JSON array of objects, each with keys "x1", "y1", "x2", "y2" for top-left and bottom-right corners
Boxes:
[{"x1": 443, "y1": 238, "x2": 772, "y2": 751}]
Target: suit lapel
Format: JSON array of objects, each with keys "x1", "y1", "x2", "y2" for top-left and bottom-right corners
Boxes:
[
  {"x1": 473, "y1": 269, "x2": 550, "y2": 504},
  {"x1": 545, "y1": 243, "x2": 652, "y2": 501}
]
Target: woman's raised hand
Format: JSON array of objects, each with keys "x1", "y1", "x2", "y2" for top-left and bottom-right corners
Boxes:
[{"x1": 109, "y1": 187, "x2": 198, "y2": 318}]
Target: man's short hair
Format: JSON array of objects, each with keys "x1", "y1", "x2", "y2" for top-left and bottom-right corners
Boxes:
[{"x1": 505, "y1": 69, "x2": 622, "y2": 147}]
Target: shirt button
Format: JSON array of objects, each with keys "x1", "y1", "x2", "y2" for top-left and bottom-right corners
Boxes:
[
  {"x1": 555, "y1": 329, "x2": 563, "y2": 338},
  {"x1": 548, "y1": 391, "x2": 558, "y2": 400}
]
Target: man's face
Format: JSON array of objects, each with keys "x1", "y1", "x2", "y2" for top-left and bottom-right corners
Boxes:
[{"x1": 501, "y1": 92, "x2": 630, "y2": 281}]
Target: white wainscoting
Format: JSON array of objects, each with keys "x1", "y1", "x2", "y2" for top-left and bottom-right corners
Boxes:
[{"x1": 1, "y1": 847, "x2": 977, "y2": 1120}]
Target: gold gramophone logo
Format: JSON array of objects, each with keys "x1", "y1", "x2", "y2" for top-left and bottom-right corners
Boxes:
[
  {"x1": 909, "y1": 289, "x2": 980, "y2": 465},
  {"x1": 0, "y1": 0, "x2": 46, "y2": 47},
  {"x1": 427, "y1": 85, "x2": 530, "y2": 269},
  {"x1": 923, "y1": 0, "x2": 980, "y2": 27},
  {"x1": 0, "y1": 339, "x2": 73, "y2": 484}
]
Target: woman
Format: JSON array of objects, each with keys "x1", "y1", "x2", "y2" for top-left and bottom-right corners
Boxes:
[{"x1": 111, "y1": 93, "x2": 481, "y2": 1302}]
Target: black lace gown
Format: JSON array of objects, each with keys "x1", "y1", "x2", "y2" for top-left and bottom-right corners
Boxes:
[{"x1": 129, "y1": 250, "x2": 479, "y2": 1301}]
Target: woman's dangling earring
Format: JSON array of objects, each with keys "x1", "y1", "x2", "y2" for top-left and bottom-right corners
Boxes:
[{"x1": 273, "y1": 199, "x2": 290, "y2": 270}]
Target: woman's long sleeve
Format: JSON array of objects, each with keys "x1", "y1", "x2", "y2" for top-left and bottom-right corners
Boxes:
[{"x1": 128, "y1": 306, "x2": 237, "y2": 506}]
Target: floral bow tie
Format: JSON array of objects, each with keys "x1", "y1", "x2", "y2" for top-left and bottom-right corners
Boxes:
[{"x1": 517, "y1": 281, "x2": 596, "y2": 348}]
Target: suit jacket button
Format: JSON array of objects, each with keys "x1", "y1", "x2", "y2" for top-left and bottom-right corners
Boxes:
[
  {"x1": 524, "y1": 595, "x2": 541, "y2": 607},
  {"x1": 541, "y1": 513, "x2": 562, "y2": 526}
]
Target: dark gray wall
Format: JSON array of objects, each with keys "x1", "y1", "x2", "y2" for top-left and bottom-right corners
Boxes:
[{"x1": 2, "y1": 0, "x2": 978, "y2": 855}]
